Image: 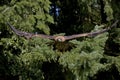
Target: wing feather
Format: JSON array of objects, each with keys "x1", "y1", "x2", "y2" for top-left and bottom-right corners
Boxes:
[
  {"x1": 7, "y1": 20, "x2": 119, "y2": 41},
  {"x1": 64, "y1": 20, "x2": 119, "y2": 40},
  {"x1": 7, "y1": 22, "x2": 54, "y2": 39}
]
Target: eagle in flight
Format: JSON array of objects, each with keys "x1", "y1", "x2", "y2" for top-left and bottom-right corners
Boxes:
[{"x1": 7, "y1": 20, "x2": 118, "y2": 42}]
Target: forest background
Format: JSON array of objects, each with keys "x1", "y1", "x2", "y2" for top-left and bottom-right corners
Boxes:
[{"x1": 0, "y1": 0, "x2": 120, "y2": 80}]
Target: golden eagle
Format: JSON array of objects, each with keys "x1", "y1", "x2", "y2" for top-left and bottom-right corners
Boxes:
[{"x1": 7, "y1": 20, "x2": 119, "y2": 42}]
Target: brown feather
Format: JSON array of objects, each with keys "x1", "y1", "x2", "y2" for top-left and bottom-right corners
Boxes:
[
  {"x1": 7, "y1": 22, "x2": 54, "y2": 39},
  {"x1": 7, "y1": 20, "x2": 119, "y2": 41},
  {"x1": 64, "y1": 20, "x2": 119, "y2": 40}
]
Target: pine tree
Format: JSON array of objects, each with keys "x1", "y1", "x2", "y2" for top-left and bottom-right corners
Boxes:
[
  {"x1": 0, "y1": 0, "x2": 54, "y2": 79},
  {"x1": 0, "y1": 0, "x2": 120, "y2": 80}
]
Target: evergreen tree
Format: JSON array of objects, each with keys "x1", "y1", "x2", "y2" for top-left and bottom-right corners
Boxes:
[{"x1": 0, "y1": 0, "x2": 120, "y2": 80}]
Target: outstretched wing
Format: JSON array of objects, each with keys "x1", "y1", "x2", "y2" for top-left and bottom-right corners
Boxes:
[
  {"x1": 64, "y1": 20, "x2": 119, "y2": 40},
  {"x1": 7, "y1": 20, "x2": 119, "y2": 42},
  {"x1": 7, "y1": 22, "x2": 55, "y2": 39}
]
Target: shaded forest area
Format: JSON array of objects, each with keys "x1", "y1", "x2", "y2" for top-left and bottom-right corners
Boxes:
[{"x1": 0, "y1": 0, "x2": 120, "y2": 80}]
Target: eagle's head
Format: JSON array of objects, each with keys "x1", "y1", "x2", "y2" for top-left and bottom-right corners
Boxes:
[{"x1": 54, "y1": 36, "x2": 66, "y2": 42}]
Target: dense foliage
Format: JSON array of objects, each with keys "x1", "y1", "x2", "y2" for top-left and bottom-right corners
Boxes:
[{"x1": 0, "y1": 0, "x2": 120, "y2": 80}]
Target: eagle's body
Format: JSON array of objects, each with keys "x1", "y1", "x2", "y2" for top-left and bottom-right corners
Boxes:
[{"x1": 7, "y1": 20, "x2": 119, "y2": 42}]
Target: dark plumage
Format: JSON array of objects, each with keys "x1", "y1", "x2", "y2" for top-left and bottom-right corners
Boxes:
[{"x1": 7, "y1": 20, "x2": 119, "y2": 42}]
